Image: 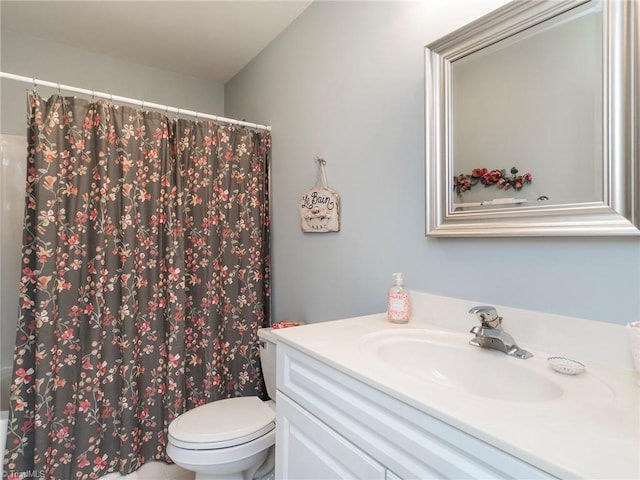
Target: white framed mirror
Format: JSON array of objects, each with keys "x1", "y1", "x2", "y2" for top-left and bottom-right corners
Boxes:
[{"x1": 425, "y1": 0, "x2": 638, "y2": 236}]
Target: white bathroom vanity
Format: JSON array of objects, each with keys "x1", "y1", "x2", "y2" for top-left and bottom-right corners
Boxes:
[{"x1": 272, "y1": 292, "x2": 639, "y2": 479}]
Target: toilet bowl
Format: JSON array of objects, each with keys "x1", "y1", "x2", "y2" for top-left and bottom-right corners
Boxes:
[{"x1": 167, "y1": 328, "x2": 278, "y2": 480}]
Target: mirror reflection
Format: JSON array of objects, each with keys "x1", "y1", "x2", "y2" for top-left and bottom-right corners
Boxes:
[{"x1": 451, "y1": 2, "x2": 603, "y2": 211}]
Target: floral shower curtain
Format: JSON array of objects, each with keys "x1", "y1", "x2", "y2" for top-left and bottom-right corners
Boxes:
[{"x1": 4, "y1": 93, "x2": 270, "y2": 479}]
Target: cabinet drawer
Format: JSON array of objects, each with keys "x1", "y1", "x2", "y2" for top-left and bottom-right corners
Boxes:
[{"x1": 278, "y1": 343, "x2": 553, "y2": 480}]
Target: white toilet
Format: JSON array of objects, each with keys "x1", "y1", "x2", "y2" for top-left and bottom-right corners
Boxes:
[{"x1": 167, "y1": 328, "x2": 278, "y2": 480}]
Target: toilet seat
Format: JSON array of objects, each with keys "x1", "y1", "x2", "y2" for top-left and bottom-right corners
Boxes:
[{"x1": 168, "y1": 396, "x2": 275, "y2": 450}]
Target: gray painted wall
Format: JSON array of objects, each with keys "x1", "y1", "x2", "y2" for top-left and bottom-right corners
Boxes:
[
  {"x1": 225, "y1": 0, "x2": 640, "y2": 326},
  {"x1": 0, "y1": 28, "x2": 225, "y2": 371},
  {"x1": 1, "y1": 29, "x2": 225, "y2": 135}
]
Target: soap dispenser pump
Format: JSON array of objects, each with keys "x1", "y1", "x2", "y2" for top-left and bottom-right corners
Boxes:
[{"x1": 387, "y1": 272, "x2": 410, "y2": 324}]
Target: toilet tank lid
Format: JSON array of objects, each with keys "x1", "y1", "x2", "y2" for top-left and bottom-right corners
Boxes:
[
  {"x1": 257, "y1": 327, "x2": 276, "y2": 342},
  {"x1": 168, "y1": 396, "x2": 275, "y2": 447}
]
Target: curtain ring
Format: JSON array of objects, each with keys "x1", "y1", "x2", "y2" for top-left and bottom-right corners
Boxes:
[
  {"x1": 32, "y1": 76, "x2": 37, "y2": 94},
  {"x1": 195, "y1": 111, "x2": 199, "y2": 121},
  {"x1": 176, "y1": 107, "x2": 180, "y2": 118},
  {"x1": 57, "y1": 82, "x2": 62, "y2": 94},
  {"x1": 141, "y1": 99, "x2": 145, "y2": 111}
]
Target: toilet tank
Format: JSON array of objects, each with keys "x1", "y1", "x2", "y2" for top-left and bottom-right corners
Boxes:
[{"x1": 257, "y1": 328, "x2": 277, "y2": 399}]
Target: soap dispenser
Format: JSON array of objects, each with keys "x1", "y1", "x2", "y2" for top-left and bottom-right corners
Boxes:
[{"x1": 387, "y1": 272, "x2": 410, "y2": 324}]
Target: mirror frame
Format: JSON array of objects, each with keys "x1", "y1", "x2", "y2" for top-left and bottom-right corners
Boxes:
[{"x1": 425, "y1": 0, "x2": 638, "y2": 237}]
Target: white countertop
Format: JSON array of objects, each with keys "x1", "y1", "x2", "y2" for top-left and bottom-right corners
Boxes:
[{"x1": 272, "y1": 296, "x2": 640, "y2": 480}]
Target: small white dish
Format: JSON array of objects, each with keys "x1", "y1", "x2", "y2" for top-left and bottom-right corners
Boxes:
[{"x1": 548, "y1": 356, "x2": 585, "y2": 375}]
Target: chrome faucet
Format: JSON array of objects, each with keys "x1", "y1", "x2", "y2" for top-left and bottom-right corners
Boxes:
[{"x1": 468, "y1": 306, "x2": 532, "y2": 359}]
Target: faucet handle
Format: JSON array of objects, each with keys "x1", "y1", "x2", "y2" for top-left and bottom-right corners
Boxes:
[{"x1": 468, "y1": 305, "x2": 502, "y2": 328}]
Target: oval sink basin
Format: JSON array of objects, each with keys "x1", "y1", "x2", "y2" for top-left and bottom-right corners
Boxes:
[{"x1": 361, "y1": 329, "x2": 563, "y2": 403}]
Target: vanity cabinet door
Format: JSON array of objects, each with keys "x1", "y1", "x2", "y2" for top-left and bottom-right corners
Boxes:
[{"x1": 276, "y1": 391, "x2": 386, "y2": 480}]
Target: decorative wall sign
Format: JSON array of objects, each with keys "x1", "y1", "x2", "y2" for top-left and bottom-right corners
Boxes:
[{"x1": 299, "y1": 157, "x2": 340, "y2": 233}]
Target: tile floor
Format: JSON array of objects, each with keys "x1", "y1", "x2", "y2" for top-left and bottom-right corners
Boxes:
[{"x1": 100, "y1": 461, "x2": 194, "y2": 480}]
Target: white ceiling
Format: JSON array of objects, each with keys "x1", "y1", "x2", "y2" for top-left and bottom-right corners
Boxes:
[{"x1": 1, "y1": 0, "x2": 313, "y2": 83}]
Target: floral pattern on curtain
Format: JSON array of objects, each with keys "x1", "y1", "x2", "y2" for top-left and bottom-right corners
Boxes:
[{"x1": 4, "y1": 93, "x2": 270, "y2": 479}]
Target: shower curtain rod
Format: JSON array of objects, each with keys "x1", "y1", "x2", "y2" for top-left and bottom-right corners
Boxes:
[{"x1": 0, "y1": 71, "x2": 271, "y2": 132}]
